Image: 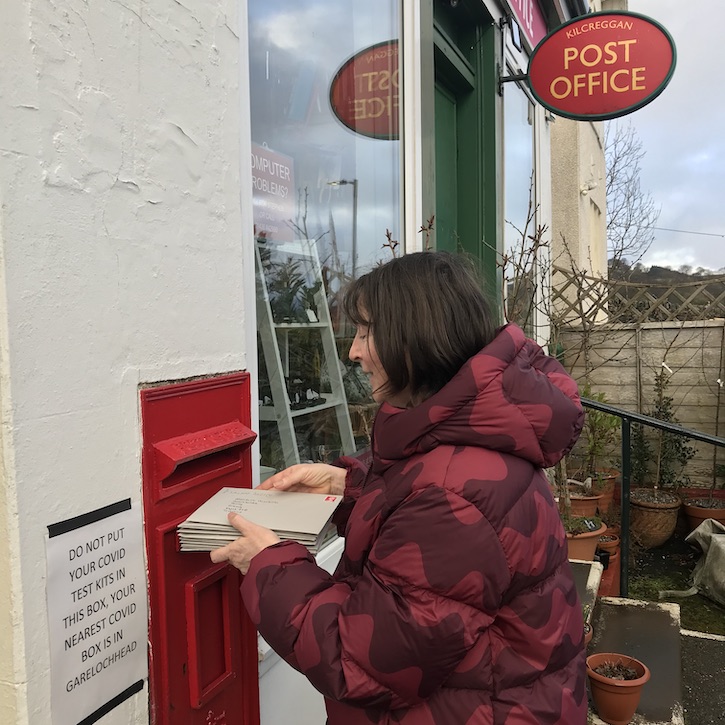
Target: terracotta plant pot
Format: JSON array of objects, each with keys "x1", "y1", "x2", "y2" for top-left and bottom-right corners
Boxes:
[
  {"x1": 597, "y1": 533, "x2": 620, "y2": 555},
  {"x1": 597, "y1": 548, "x2": 621, "y2": 597},
  {"x1": 592, "y1": 468, "x2": 619, "y2": 516},
  {"x1": 678, "y1": 487, "x2": 725, "y2": 504},
  {"x1": 586, "y1": 653, "x2": 650, "y2": 725},
  {"x1": 630, "y1": 489, "x2": 680, "y2": 549},
  {"x1": 596, "y1": 532, "x2": 621, "y2": 597},
  {"x1": 566, "y1": 521, "x2": 607, "y2": 561},
  {"x1": 682, "y1": 499, "x2": 725, "y2": 532},
  {"x1": 565, "y1": 479, "x2": 604, "y2": 518},
  {"x1": 569, "y1": 494, "x2": 603, "y2": 518}
]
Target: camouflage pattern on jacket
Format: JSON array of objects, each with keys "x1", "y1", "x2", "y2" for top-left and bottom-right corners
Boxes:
[{"x1": 241, "y1": 324, "x2": 587, "y2": 724}]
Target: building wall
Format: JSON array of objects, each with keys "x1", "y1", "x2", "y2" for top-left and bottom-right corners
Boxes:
[
  {"x1": 550, "y1": 118, "x2": 607, "y2": 276},
  {"x1": 550, "y1": 0, "x2": 615, "y2": 324},
  {"x1": 0, "y1": 1, "x2": 253, "y2": 723}
]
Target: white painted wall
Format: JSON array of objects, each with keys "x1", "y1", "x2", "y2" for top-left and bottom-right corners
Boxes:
[
  {"x1": 0, "y1": 1, "x2": 253, "y2": 723},
  {"x1": 551, "y1": 117, "x2": 607, "y2": 278}
]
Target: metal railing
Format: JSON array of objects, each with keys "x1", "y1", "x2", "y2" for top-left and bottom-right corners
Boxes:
[{"x1": 580, "y1": 397, "x2": 725, "y2": 597}]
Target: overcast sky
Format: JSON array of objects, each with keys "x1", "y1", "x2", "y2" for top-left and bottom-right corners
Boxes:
[{"x1": 625, "y1": 0, "x2": 724, "y2": 271}]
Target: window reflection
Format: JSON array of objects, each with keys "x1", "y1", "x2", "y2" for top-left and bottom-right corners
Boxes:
[
  {"x1": 503, "y1": 82, "x2": 536, "y2": 334},
  {"x1": 249, "y1": 0, "x2": 401, "y2": 470},
  {"x1": 248, "y1": 0, "x2": 401, "y2": 276}
]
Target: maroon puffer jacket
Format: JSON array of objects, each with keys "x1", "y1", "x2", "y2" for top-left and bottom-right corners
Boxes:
[{"x1": 242, "y1": 324, "x2": 587, "y2": 724}]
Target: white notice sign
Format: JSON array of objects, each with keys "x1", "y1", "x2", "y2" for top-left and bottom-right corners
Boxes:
[{"x1": 46, "y1": 499, "x2": 148, "y2": 725}]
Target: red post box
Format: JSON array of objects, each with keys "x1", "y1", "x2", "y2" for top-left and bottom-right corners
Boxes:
[{"x1": 141, "y1": 373, "x2": 260, "y2": 725}]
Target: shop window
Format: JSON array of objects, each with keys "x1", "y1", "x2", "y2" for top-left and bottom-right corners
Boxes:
[
  {"x1": 248, "y1": 0, "x2": 401, "y2": 471},
  {"x1": 503, "y1": 80, "x2": 537, "y2": 336}
]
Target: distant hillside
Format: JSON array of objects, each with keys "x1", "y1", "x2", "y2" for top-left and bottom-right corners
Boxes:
[
  {"x1": 606, "y1": 262, "x2": 725, "y2": 322},
  {"x1": 610, "y1": 261, "x2": 725, "y2": 284}
]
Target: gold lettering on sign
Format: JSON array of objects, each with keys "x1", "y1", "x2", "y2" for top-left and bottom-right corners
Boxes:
[
  {"x1": 551, "y1": 38, "x2": 646, "y2": 100},
  {"x1": 565, "y1": 19, "x2": 634, "y2": 39},
  {"x1": 351, "y1": 94, "x2": 399, "y2": 122}
]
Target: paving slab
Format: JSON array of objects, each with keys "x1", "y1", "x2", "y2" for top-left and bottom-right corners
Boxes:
[
  {"x1": 588, "y1": 597, "x2": 684, "y2": 725},
  {"x1": 680, "y1": 629, "x2": 725, "y2": 725}
]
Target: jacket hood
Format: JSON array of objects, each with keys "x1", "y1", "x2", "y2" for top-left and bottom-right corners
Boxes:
[{"x1": 372, "y1": 324, "x2": 584, "y2": 469}]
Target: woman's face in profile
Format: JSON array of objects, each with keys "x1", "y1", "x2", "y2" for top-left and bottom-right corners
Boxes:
[
  {"x1": 349, "y1": 322, "x2": 387, "y2": 404},
  {"x1": 348, "y1": 322, "x2": 409, "y2": 408}
]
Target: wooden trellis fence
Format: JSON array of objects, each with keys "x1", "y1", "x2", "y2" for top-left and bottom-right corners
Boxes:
[
  {"x1": 549, "y1": 267, "x2": 725, "y2": 489},
  {"x1": 552, "y1": 267, "x2": 725, "y2": 325}
]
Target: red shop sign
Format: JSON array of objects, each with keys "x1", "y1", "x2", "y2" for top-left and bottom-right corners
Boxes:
[
  {"x1": 528, "y1": 11, "x2": 676, "y2": 121},
  {"x1": 329, "y1": 40, "x2": 399, "y2": 140}
]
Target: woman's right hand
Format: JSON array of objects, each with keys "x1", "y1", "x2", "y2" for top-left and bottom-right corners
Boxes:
[{"x1": 258, "y1": 463, "x2": 347, "y2": 497}]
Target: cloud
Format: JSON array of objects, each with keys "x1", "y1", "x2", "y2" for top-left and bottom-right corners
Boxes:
[{"x1": 629, "y1": 0, "x2": 725, "y2": 271}]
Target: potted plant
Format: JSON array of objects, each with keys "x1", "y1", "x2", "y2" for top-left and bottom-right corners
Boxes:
[
  {"x1": 682, "y1": 461, "x2": 725, "y2": 531},
  {"x1": 596, "y1": 530, "x2": 621, "y2": 597},
  {"x1": 565, "y1": 476, "x2": 603, "y2": 518},
  {"x1": 586, "y1": 653, "x2": 650, "y2": 725},
  {"x1": 578, "y1": 385, "x2": 621, "y2": 515},
  {"x1": 562, "y1": 513, "x2": 606, "y2": 561},
  {"x1": 552, "y1": 461, "x2": 606, "y2": 561},
  {"x1": 630, "y1": 370, "x2": 696, "y2": 548}
]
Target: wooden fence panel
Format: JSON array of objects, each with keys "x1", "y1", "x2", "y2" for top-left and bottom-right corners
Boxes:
[{"x1": 558, "y1": 319, "x2": 725, "y2": 488}]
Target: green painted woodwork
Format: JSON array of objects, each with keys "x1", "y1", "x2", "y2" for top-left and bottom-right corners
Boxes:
[{"x1": 431, "y1": 0, "x2": 500, "y2": 305}]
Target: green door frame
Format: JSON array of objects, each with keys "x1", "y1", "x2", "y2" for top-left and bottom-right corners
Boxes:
[{"x1": 430, "y1": 0, "x2": 501, "y2": 304}]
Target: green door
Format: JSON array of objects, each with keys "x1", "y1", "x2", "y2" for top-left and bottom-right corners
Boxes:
[{"x1": 434, "y1": 84, "x2": 459, "y2": 253}]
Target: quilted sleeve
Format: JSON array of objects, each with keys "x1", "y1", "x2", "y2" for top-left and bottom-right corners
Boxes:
[
  {"x1": 240, "y1": 486, "x2": 510, "y2": 710},
  {"x1": 524, "y1": 340, "x2": 585, "y2": 466},
  {"x1": 330, "y1": 450, "x2": 371, "y2": 535}
]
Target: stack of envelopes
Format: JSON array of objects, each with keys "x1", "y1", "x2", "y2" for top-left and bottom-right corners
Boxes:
[{"x1": 178, "y1": 486, "x2": 342, "y2": 555}]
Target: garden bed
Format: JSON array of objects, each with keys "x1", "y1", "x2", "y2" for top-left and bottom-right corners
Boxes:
[{"x1": 626, "y1": 526, "x2": 725, "y2": 636}]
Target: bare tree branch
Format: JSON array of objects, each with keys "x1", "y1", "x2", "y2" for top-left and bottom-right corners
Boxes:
[{"x1": 605, "y1": 121, "x2": 661, "y2": 270}]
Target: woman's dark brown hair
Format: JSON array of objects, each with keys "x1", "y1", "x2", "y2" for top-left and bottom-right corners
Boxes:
[{"x1": 342, "y1": 251, "x2": 496, "y2": 402}]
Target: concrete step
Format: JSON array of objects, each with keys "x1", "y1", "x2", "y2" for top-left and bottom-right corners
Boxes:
[
  {"x1": 680, "y1": 629, "x2": 725, "y2": 725},
  {"x1": 588, "y1": 597, "x2": 683, "y2": 725},
  {"x1": 570, "y1": 558, "x2": 604, "y2": 625}
]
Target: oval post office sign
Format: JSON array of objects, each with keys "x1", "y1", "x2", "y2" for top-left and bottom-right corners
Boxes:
[
  {"x1": 329, "y1": 40, "x2": 399, "y2": 140},
  {"x1": 528, "y1": 11, "x2": 676, "y2": 121}
]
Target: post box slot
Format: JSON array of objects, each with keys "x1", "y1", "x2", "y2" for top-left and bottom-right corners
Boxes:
[{"x1": 153, "y1": 421, "x2": 256, "y2": 494}]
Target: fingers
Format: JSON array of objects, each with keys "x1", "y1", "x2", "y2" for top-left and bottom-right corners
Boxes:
[
  {"x1": 255, "y1": 463, "x2": 344, "y2": 495},
  {"x1": 260, "y1": 464, "x2": 311, "y2": 491},
  {"x1": 209, "y1": 519, "x2": 281, "y2": 575},
  {"x1": 227, "y1": 511, "x2": 249, "y2": 533},
  {"x1": 210, "y1": 545, "x2": 231, "y2": 564}
]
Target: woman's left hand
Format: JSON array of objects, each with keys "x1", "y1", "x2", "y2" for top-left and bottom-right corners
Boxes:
[{"x1": 210, "y1": 512, "x2": 281, "y2": 574}]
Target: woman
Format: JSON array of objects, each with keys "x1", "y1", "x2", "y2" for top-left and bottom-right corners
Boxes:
[{"x1": 211, "y1": 251, "x2": 587, "y2": 724}]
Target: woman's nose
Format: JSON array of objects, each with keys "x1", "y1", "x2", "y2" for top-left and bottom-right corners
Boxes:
[{"x1": 349, "y1": 337, "x2": 361, "y2": 361}]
